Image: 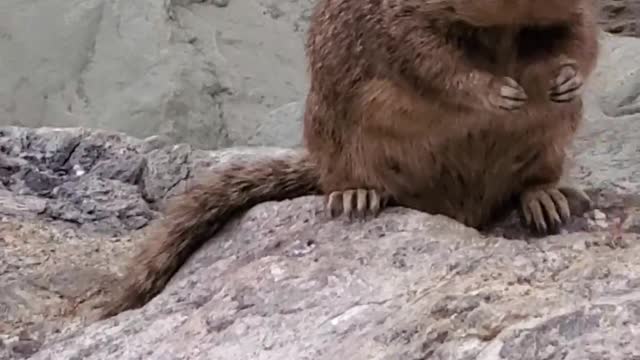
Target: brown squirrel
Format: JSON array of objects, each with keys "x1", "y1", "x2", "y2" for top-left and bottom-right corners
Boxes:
[{"x1": 99, "y1": 0, "x2": 600, "y2": 318}]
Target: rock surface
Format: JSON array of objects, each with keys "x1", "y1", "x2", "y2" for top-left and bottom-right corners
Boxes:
[
  {"x1": 0, "y1": 125, "x2": 299, "y2": 359},
  {"x1": 19, "y1": 197, "x2": 640, "y2": 360},
  {"x1": 598, "y1": 0, "x2": 640, "y2": 37},
  {"x1": 0, "y1": 0, "x2": 312, "y2": 150}
]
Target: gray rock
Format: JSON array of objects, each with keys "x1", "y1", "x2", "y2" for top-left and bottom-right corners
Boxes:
[
  {"x1": 569, "y1": 33, "x2": 640, "y2": 194},
  {"x1": 21, "y1": 198, "x2": 640, "y2": 359},
  {"x1": 45, "y1": 176, "x2": 153, "y2": 233},
  {"x1": 0, "y1": 126, "x2": 153, "y2": 235},
  {"x1": 0, "y1": 124, "x2": 305, "y2": 357},
  {"x1": 247, "y1": 102, "x2": 304, "y2": 148},
  {"x1": 139, "y1": 144, "x2": 194, "y2": 204},
  {"x1": 0, "y1": 0, "x2": 314, "y2": 149}
]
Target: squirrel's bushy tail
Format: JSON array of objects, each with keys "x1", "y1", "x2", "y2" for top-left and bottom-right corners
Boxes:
[{"x1": 100, "y1": 151, "x2": 320, "y2": 318}]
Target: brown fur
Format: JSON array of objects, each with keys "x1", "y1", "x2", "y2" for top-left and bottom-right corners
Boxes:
[
  {"x1": 304, "y1": 0, "x2": 599, "y2": 227},
  {"x1": 100, "y1": 0, "x2": 600, "y2": 317}
]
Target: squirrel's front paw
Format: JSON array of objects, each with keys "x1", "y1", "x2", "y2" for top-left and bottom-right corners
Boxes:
[
  {"x1": 549, "y1": 62, "x2": 584, "y2": 103},
  {"x1": 486, "y1": 76, "x2": 528, "y2": 111}
]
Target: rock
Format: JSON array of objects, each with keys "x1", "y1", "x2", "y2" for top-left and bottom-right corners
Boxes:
[
  {"x1": 194, "y1": 0, "x2": 312, "y2": 146},
  {"x1": 0, "y1": 124, "x2": 303, "y2": 357},
  {"x1": 0, "y1": 126, "x2": 152, "y2": 234},
  {"x1": 0, "y1": 0, "x2": 313, "y2": 150},
  {"x1": 17, "y1": 202, "x2": 640, "y2": 360},
  {"x1": 598, "y1": 0, "x2": 640, "y2": 37},
  {"x1": 0, "y1": 125, "x2": 301, "y2": 233},
  {"x1": 568, "y1": 32, "x2": 640, "y2": 195},
  {"x1": 247, "y1": 102, "x2": 304, "y2": 148}
]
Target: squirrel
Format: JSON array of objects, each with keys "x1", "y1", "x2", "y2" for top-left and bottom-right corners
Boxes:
[{"x1": 99, "y1": 0, "x2": 600, "y2": 318}]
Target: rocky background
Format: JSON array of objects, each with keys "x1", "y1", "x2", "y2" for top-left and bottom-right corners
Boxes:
[
  {"x1": 0, "y1": 0, "x2": 313, "y2": 150},
  {"x1": 599, "y1": 0, "x2": 640, "y2": 36},
  {"x1": 1, "y1": 0, "x2": 640, "y2": 359}
]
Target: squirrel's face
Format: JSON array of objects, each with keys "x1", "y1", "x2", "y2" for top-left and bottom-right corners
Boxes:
[{"x1": 439, "y1": 0, "x2": 584, "y2": 26}]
